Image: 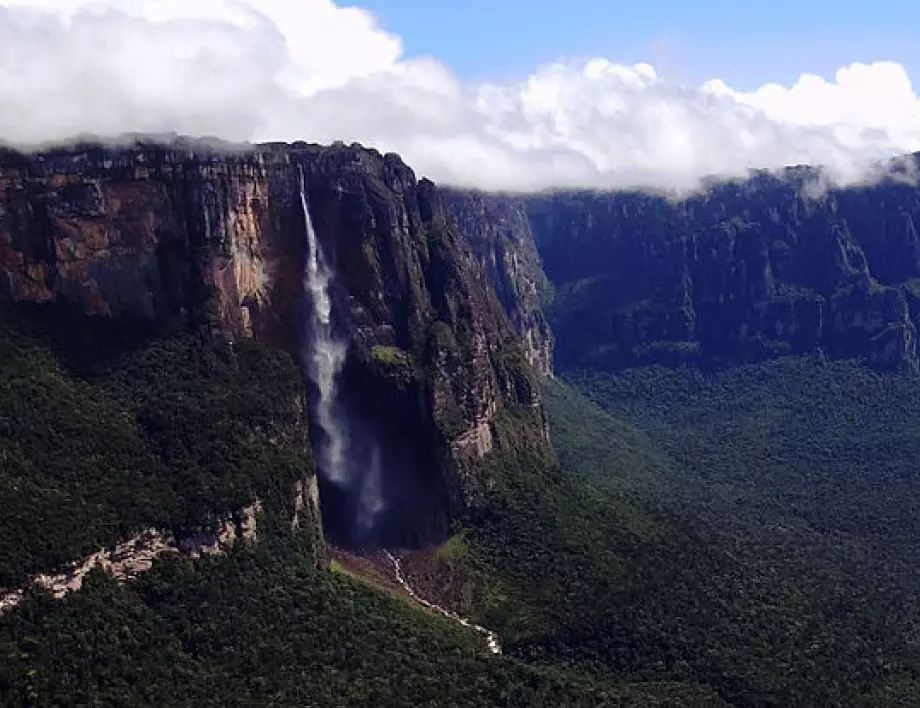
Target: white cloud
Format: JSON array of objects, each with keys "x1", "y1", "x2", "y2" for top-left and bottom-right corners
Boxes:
[{"x1": 2, "y1": 0, "x2": 920, "y2": 191}]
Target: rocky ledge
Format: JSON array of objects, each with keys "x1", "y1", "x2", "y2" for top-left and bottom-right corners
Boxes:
[{"x1": 0, "y1": 501, "x2": 263, "y2": 616}]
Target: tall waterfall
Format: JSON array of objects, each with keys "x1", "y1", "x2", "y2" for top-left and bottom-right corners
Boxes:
[{"x1": 299, "y1": 169, "x2": 348, "y2": 484}]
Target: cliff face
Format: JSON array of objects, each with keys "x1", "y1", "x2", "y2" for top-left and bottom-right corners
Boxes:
[
  {"x1": 297, "y1": 145, "x2": 544, "y2": 543},
  {"x1": 523, "y1": 164, "x2": 920, "y2": 373},
  {"x1": 0, "y1": 138, "x2": 545, "y2": 546},
  {"x1": 442, "y1": 189, "x2": 554, "y2": 377},
  {"x1": 0, "y1": 142, "x2": 293, "y2": 343}
]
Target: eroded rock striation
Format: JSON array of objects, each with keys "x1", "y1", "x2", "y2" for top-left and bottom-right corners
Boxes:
[{"x1": 442, "y1": 189, "x2": 554, "y2": 377}]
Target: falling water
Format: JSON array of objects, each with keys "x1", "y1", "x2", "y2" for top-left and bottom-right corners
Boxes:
[
  {"x1": 299, "y1": 169, "x2": 348, "y2": 484},
  {"x1": 356, "y1": 447, "x2": 385, "y2": 535}
]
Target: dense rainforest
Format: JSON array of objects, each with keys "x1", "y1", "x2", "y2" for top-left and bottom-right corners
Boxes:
[
  {"x1": 0, "y1": 303, "x2": 317, "y2": 588},
  {"x1": 9, "y1": 334, "x2": 920, "y2": 705},
  {"x1": 403, "y1": 360, "x2": 920, "y2": 708},
  {"x1": 6, "y1": 143, "x2": 920, "y2": 707},
  {"x1": 8, "y1": 295, "x2": 920, "y2": 706},
  {"x1": 0, "y1": 301, "x2": 727, "y2": 707}
]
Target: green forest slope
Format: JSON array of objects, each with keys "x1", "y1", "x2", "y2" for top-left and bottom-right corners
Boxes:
[
  {"x1": 0, "y1": 304, "x2": 315, "y2": 587},
  {"x1": 428, "y1": 364, "x2": 920, "y2": 707},
  {"x1": 8, "y1": 301, "x2": 920, "y2": 706},
  {"x1": 0, "y1": 303, "x2": 725, "y2": 707}
]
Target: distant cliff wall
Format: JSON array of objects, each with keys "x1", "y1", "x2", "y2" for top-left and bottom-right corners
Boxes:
[{"x1": 523, "y1": 166, "x2": 920, "y2": 373}]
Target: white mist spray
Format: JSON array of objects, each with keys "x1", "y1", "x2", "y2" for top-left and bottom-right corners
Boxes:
[
  {"x1": 299, "y1": 168, "x2": 348, "y2": 484},
  {"x1": 356, "y1": 447, "x2": 385, "y2": 534}
]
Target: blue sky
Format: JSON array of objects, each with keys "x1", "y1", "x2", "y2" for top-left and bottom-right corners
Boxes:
[{"x1": 359, "y1": 0, "x2": 920, "y2": 89}]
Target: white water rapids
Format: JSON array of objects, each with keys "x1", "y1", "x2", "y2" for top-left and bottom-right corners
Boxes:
[
  {"x1": 384, "y1": 551, "x2": 502, "y2": 655},
  {"x1": 299, "y1": 169, "x2": 348, "y2": 484}
]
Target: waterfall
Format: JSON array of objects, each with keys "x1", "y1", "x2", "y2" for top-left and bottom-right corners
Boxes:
[
  {"x1": 298, "y1": 167, "x2": 387, "y2": 541},
  {"x1": 299, "y1": 169, "x2": 348, "y2": 485}
]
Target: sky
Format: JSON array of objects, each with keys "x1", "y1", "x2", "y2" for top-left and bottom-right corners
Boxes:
[
  {"x1": 0, "y1": 0, "x2": 919, "y2": 191},
  {"x1": 359, "y1": 0, "x2": 920, "y2": 88}
]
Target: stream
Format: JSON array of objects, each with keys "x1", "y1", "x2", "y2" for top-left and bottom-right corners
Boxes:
[{"x1": 384, "y1": 551, "x2": 502, "y2": 655}]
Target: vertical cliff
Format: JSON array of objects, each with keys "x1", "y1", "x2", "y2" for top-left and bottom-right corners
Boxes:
[
  {"x1": 523, "y1": 164, "x2": 920, "y2": 373},
  {"x1": 442, "y1": 189, "x2": 554, "y2": 377},
  {"x1": 295, "y1": 145, "x2": 545, "y2": 543},
  {"x1": 0, "y1": 140, "x2": 302, "y2": 347},
  {"x1": 0, "y1": 138, "x2": 547, "y2": 547}
]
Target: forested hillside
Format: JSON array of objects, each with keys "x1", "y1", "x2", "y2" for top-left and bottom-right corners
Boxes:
[
  {"x1": 8, "y1": 299, "x2": 920, "y2": 706},
  {"x1": 0, "y1": 303, "x2": 318, "y2": 587},
  {"x1": 0, "y1": 301, "x2": 727, "y2": 707},
  {"x1": 4, "y1": 540, "x2": 724, "y2": 707},
  {"x1": 413, "y1": 370, "x2": 916, "y2": 707}
]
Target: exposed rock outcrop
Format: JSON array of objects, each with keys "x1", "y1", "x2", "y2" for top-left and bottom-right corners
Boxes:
[
  {"x1": 0, "y1": 500, "x2": 264, "y2": 617},
  {"x1": 442, "y1": 189, "x2": 554, "y2": 376},
  {"x1": 292, "y1": 476, "x2": 322, "y2": 533},
  {"x1": 178, "y1": 500, "x2": 264, "y2": 557}
]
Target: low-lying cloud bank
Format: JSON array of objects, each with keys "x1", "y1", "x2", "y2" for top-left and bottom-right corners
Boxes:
[{"x1": 2, "y1": 0, "x2": 920, "y2": 191}]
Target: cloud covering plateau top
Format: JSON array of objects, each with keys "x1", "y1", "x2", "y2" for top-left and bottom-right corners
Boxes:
[{"x1": 2, "y1": 0, "x2": 920, "y2": 190}]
